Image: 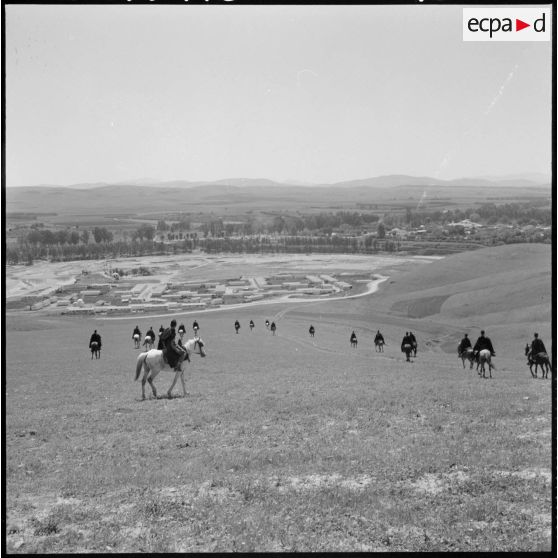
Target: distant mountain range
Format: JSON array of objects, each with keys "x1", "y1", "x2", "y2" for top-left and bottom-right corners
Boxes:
[{"x1": 9, "y1": 173, "x2": 551, "y2": 190}]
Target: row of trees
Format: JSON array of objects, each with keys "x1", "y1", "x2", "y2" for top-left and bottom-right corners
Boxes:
[
  {"x1": 24, "y1": 227, "x2": 112, "y2": 246},
  {"x1": 6, "y1": 234, "x2": 402, "y2": 265}
]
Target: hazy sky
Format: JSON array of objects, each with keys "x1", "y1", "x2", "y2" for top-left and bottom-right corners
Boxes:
[{"x1": 5, "y1": 4, "x2": 552, "y2": 186}]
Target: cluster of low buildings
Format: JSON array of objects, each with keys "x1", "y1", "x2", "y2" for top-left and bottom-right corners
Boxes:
[{"x1": 44, "y1": 271, "x2": 354, "y2": 315}]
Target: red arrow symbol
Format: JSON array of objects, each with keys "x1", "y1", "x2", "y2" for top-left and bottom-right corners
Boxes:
[{"x1": 516, "y1": 19, "x2": 530, "y2": 31}]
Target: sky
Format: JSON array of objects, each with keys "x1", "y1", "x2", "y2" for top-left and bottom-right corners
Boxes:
[{"x1": 5, "y1": 4, "x2": 553, "y2": 186}]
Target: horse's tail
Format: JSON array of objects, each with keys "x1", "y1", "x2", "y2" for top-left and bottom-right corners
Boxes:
[{"x1": 135, "y1": 352, "x2": 148, "y2": 381}]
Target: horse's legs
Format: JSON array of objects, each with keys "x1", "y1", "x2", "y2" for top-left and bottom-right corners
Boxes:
[
  {"x1": 180, "y1": 371, "x2": 187, "y2": 397},
  {"x1": 167, "y1": 370, "x2": 181, "y2": 398},
  {"x1": 141, "y1": 374, "x2": 147, "y2": 400},
  {"x1": 147, "y1": 376, "x2": 157, "y2": 398}
]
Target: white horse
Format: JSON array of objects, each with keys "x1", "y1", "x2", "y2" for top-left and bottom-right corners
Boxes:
[
  {"x1": 477, "y1": 349, "x2": 494, "y2": 379},
  {"x1": 135, "y1": 338, "x2": 206, "y2": 400},
  {"x1": 133, "y1": 333, "x2": 141, "y2": 349},
  {"x1": 142, "y1": 335, "x2": 154, "y2": 350}
]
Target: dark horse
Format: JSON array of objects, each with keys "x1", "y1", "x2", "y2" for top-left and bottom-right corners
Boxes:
[
  {"x1": 402, "y1": 343, "x2": 413, "y2": 362},
  {"x1": 525, "y1": 345, "x2": 551, "y2": 379},
  {"x1": 90, "y1": 341, "x2": 101, "y2": 359},
  {"x1": 458, "y1": 346, "x2": 476, "y2": 369}
]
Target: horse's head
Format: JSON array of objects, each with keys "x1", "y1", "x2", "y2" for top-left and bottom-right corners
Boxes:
[
  {"x1": 525, "y1": 344, "x2": 531, "y2": 356},
  {"x1": 194, "y1": 337, "x2": 206, "y2": 357}
]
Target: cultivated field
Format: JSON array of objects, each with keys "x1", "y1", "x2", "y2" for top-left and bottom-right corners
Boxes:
[{"x1": 5, "y1": 244, "x2": 553, "y2": 552}]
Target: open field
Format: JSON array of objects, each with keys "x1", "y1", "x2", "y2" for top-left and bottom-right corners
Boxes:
[{"x1": 5, "y1": 244, "x2": 553, "y2": 552}]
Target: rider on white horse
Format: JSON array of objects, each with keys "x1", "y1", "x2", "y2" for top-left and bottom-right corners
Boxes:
[
  {"x1": 473, "y1": 330, "x2": 495, "y2": 359},
  {"x1": 458, "y1": 333, "x2": 472, "y2": 354},
  {"x1": 159, "y1": 319, "x2": 187, "y2": 371},
  {"x1": 89, "y1": 329, "x2": 102, "y2": 349}
]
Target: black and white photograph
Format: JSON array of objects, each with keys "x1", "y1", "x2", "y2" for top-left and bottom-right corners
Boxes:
[{"x1": 4, "y1": 1, "x2": 554, "y2": 552}]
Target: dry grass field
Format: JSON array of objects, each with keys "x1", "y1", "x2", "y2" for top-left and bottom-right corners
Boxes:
[{"x1": 5, "y1": 244, "x2": 553, "y2": 552}]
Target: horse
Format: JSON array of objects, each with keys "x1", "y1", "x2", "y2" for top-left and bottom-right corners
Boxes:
[
  {"x1": 133, "y1": 333, "x2": 141, "y2": 349},
  {"x1": 90, "y1": 341, "x2": 101, "y2": 359},
  {"x1": 402, "y1": 343, "x2": 412, "y2": 362},
  {"x1": 525, "y1": 345, "x2": 551, "y2": 379},
  {"x1": 249, "y1": 321, "x2": 254, "y2": 331},
  {"x1": 350, "y1": 334, "x2": 357, "y2": 348},
  {"x1": 235, "y1": 322, "x2": 241, "y2": 334},
  {"x1": 458, "y1": 346, "x2": 475, "y2": 369},
  {"x1": 135, "y1": 337, "x2": 206, "y2": 400},
  {"x1": 309, "y1": 326, "x2": 315, "y2": 338},
  {"x1": 374, "y1": 339, "x2": 384, "y2": 352},
  {"x1": 270, "y1": 322, "x2": 277, "y2": 335},
  {"x1": 142, "y1": 335, "x2": 154, "y2": 350},
  {"x1": 265, "y1": 320, "x2": 270, "y2": 329},
  {"x1": 477, "y1": 349, "x2": 494, "y2": 379}
]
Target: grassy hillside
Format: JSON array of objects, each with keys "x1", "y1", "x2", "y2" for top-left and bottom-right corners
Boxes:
[
  {"x1": 5, "y1": 295, "x2": 552, "y2": 552},
  {"x1": 5, "y1": 244, "x2": 553, "y2": 552}
]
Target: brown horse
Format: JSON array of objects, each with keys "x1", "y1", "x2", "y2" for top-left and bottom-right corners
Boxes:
[
  {"x1": 90, "y1": 341, "x2": 101, "y2": 359},
  {"x1": 525, "y1": 345, "x2": 551, "y2": 379},
  {"x1": 458, "y1": 346, "x2": 475, "y2": 369}
]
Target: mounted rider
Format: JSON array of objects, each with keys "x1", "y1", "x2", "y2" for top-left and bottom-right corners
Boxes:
[
  {"x1": 193, "y1": 320, "x2": 199, "y2": 333},
  {"x1": 158, "y1": 319, "x2": 187, "y2": 371},
  {"x1": 146, "y1": 326, "x2": 155, "y2": 342},
  {"x1": 350, "y1": 330, "x2": 357, "y2": 344},
  {"x1": 132, "y1": 325, "x2": 141, "y2": 339},
  {"x1": 234, "y1": 320, "x2": 241, "y2": 333},
  {"x1": 473, "y1": 330, "x2": 495, "y2": 358},
  {"x1": 401, "y1": 332, "x2": 413, "y2": 361},
  {"x1": 374, "y1": 330, "x2": 385, "y2": 344},
  {"x1": 89, "y1": 329, "x2": 102, "y2": 349},
  {"x1": 309, "y1": 324, "x2": 315, "y2": 336},
  {"x1": 530, "y1": 333, "x2": 547, "y2": 356},
  {"x1": 458, "y1": 333, "x2": 472, "y2": 354}
]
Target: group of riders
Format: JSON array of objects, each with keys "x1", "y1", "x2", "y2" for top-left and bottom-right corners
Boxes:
[
  {"x1": 458, "y1": 330, "x2": 548, "y2": 370},
  {"x1": 236, "y1": 319, "x2": 276, "y2": 334},
  {"x1": 457, "y1": 330, "x2": 495, "y2": 359},
  {"x1": 90, "y1": 319, "x2": 549, "y2": 373}
]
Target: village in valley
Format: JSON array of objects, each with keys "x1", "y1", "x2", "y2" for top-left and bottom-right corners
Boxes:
[{"x1": 10, "y1": 266, "x2": 359, "y2": 315}]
